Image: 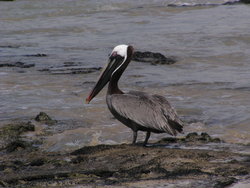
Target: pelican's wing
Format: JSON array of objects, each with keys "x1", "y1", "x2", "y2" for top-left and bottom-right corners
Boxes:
[
  {"x1": 153, "y1": 94, "x2": 184, "y2": 131},
  {"x1": 109, "y1": 91, "x2": 183, "y2": 135}
]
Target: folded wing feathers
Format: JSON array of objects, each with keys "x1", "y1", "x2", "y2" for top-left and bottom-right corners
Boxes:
[{"x1": 110, "y1": 92, "x2": 184, "y2": 135}]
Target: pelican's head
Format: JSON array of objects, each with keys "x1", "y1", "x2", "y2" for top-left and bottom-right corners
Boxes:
[
  {"x1": 86, "y1": 44, "x2": 133, "y2": 104},
  {"x1": 111, "y1": 44, "x2": 128, "y2": 58}
]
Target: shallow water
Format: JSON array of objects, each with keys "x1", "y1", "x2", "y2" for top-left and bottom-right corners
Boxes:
[{"x1": 0, "y1": 0, "x2": 250, "y2": 151}]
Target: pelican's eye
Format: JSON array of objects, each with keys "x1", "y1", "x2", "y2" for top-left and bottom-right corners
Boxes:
[
  {"x1": 110, "y1": 51, "x2": 124, "y2": 62},
  {"x1": 110, "y1": 51, "x2": 117, "y2": 57}
]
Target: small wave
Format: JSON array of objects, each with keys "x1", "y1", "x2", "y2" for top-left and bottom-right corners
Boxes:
[
  {"x1": 86, "y1": 3, "x2": 127, "y2": 13},
  {"x1": 225, "y1": 86, "x2": 250, "y2": 91},
  {"x1": 166, "y1": 0, "x2": 240, "y2": 7},
  {"x1": 95, "y1": 4, "x2": 123, "y2": 11},
  {"x1": 85, "y1": 0, "x2": 240, "y2": 13}
]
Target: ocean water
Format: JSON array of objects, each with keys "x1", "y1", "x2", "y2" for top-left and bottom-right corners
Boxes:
[{"x1": 0, "y1": 0, "x2": 250, "y2": 151}]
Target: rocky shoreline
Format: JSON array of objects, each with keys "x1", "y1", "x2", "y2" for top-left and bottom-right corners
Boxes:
[{"x1": 0, "y1": 113, "x2": 249, "y2": 187}]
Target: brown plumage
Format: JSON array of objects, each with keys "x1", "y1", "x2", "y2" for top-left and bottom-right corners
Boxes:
[{"x1": 86, "y1": 44, "x2": 184, "y2": 145}]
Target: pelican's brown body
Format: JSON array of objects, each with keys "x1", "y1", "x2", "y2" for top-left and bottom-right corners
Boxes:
[{"x1": 86, "y1": 45, "x2": 184, "y2": 145}]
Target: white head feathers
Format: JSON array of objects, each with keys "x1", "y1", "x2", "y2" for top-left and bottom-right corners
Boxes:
[{"x1": 111, "y1": 44, "x2": 128, "y2": 57}]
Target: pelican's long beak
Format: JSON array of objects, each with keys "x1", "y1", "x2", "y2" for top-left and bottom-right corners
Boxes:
[{"x1": 86, "y1": 54, "x2": 122, "y2": 104}]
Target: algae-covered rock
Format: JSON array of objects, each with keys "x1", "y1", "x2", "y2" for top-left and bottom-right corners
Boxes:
[
  {"x1": 0, "y1": 121, "x2": 35, "y2": 151},
  {"x1": 186, "y1": 132, "x2": 222, "y2": 142},
  {"x1": 6, "y1": 140, "x2": 31, "y2": 153},
  {"x1": 157, "y1": 132, "x2": 221, "y2": 144},
  {"x1": 38, "y1": 64, "x2": 101, "y2": 74},
  {"x1": 0, "y1": 132, "x2": 249, "y2": 187},
  {"x1": 133, "y1": 51, "x2": 177, "y2": 65},
  {"x1": 29, "y1": 158, "x2": 46, "y2": 166},
  {"x1": 0, "y1": 121, "x2": 34, "y2": 135},
  {"x1": 35, "y1": 112, "x2": 57, "y2": 125},
  {"x1": 24, "y1": 54, "x2": 47, "y2": 57},
  {"x1": 0, "y1": 62, "x2": 35, "y2": 68},
  {"x1": 185, "y1": 132, "x2": 220, "y2": 142},
  {"x1": 1, "y1": 141, "x2": 249, "y2": 187}
]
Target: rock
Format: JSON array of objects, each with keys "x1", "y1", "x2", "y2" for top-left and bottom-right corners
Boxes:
[
  {"x1": 38, "y1": 61, "x2": 101, "y2": 74},
  {"x1": 0, "y1": 121, "x2": 35, "y2": 140},
  {"x1": 35, "y1": 112, "x2": 57, "y2": 125},
  {"x1": 157, "y1": 132, "x2": 222, "y2": 144},
  {"x1": 0, "y1": 45, "x2": 19, "y2": 48},
  {"x1": 0, "y1": 121, "x2": 35, "y2": 151},
  {"x1": 0, "y1": 140, "x2": 249, "y2": 187},
  {"x1": 0, "y1": 132, "x2": 249, "y2": 187},
  {"x1": 63, "y1": 62, "x2": 80, "y2": 67},
  {"x1": 214, "y1": 177, "x2": 237, "y2": 188},
  {"x1": 2, "y1": 121, "x2": 35, "y2": 134},
  {"x1": 6, "y1": 140, "x2": 31, "y2": 152},
  {"x1": 0, "y1": 180, "x2": 8, "y2": 187},
  {"x1": 39, "y1": 66, "x2": 101, "y2": 74},
  {"x1": 132, "y1": 51, "x2": 177, "y2": 65},
  {"x1": 223, "y1": 0, "x2": 250, "y2": 5},
  {"x1": 29, "y1": 158, "x2": 45, "y2": 166},
  {"x1": 0, "y1": 61, "x2": 35, "y2": 68},
  {"x1": 24, "y1": 54, "x2": 47, "y2": 57},
  {"x1": 240, "y1": 0, "x2": 250, "y2": 4}
]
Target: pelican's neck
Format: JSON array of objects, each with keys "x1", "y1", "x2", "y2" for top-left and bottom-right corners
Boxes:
[{"x1": 108, "y1": 46, "x2": 133, "y2": 95}]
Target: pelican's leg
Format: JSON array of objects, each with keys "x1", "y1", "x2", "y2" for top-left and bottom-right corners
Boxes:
[
  {"x1": 143, "y1": 131, "x2": 151, "y2": 146},
  {"x1": 132, "y1": 131, "x2": 137, "y2": 144}
]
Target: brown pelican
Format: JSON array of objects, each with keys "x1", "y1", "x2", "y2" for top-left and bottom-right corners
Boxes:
[{"x1": 86, "y1": 44, "x2": 184, "y2": 146}]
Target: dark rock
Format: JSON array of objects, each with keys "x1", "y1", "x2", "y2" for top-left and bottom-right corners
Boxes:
[
  {"x1": 0, "y1": 45, "x2": 19, "y2": 48},
  {"x1": 35, "y1": 112, "x2": 52, "y2": 122},
  {"x1": 0, "y1": 121, "x2": 35, "y2": 151},
  {"x1": 185, "y1": 132, "x2": 212, "y2": 142},
  {"x1": 6, "y1": 140, "x2": 30, "y2": 152},
  {"x1": 0, "y1": 165, "x2": 5, "y2": 171},
  {"x1": 186, "y1": 132, "x2": 221, "y2": 142},
  {"x1": 133, "y1": 51, "x2": 177, "y2": 65},
  {"x1": 71, "y1": 144, "x2": 118, "y2": 155},
  {"x1": 63, "y1": 62, "x2": 81, "y2": 67},
  {"x1": 223, "y1": 1, "x2": 239, "y2": 5},
  {"x1": 35, "y1": 112, "x2": 57, "y2": 125},
  {"x1": 240, "y1": 0, "x2": 250, "y2": 4},
  {"x1": 214, "y1": 177, "x2": 237, "y2": 188},
  {"x1": 0, "y1": 180, "x2": 8, "y2": 187},
  {"x1": 13, "y1": 160, "x2": 23, "y2": 166},
  {"x1": 71, "y1": 156, "x2": 85, "y2": 164},
  {"x1": 157, "y1": 132, "x2": 222, "y2": 144},
  {"x1": 0, "y1": 141, "x2": 249, "y2": 187},
  {"x1": 185, "y1": 132, "x2": 199, "y2": 140},
  {"x1": 157, "y1": 137, "x2": 178, "y2": 143},
  {"x1": 39, "y1": 66, "x2": 101, "y2": 74},
  {"x1": 0, "y1": 62, "x2": 35, "y2": 68},
  {"x1": 223, "y1": 0, "x2": 250, "y2": 5},
  {"x1": 29, "y1": 159, "x2": 45, "y2": 166},
  {"x1": 1, "y1": 121, "x2": 35, "y2": 135},
  {"x1": 38, "y1": 68, "x2": 49, "y2": 72},
  {"x1": 24, "y1": 54, "x2": 47, "y2": 57},
  {"x1": 38, "y1": 61, "x2": 101, "y2": 74}
]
